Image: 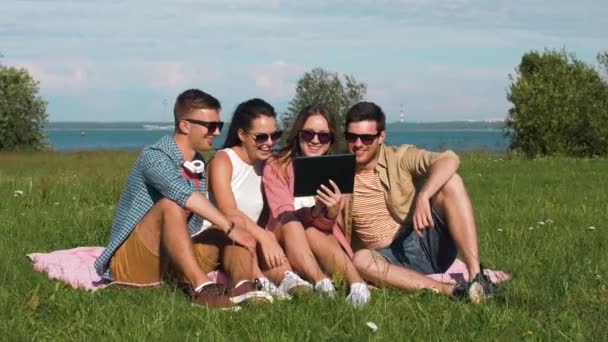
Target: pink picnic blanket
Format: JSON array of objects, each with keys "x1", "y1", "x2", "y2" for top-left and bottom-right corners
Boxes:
[{"x1": 27, "y1": 247, "x2": 511, "y2": 292}]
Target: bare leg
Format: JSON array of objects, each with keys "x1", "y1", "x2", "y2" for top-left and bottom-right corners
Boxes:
[
  {"x1": 254, "y1": 245, "x2": 294, "y2": 284},
  {"x1": 222, "y1": 243, "x2": 255, "y2": 284},
  {"x1": 274, "y1": 222, "x2": 328, "y2": 283},
  {"x1": 305, "y1": 228, "x2": 362, "y2": 285},
  {"x1": 431, "y1": 174, "x2": 481, "y2": 279},
  {"x1": 261, "y1": 264, "x2": 293, "y2": 284},
  {"x1": 137, "y1": 198, "x2": 212, "y2": 287},
  {"x1": 352, "y1": 249, "x2": 454, "y2": 296}
]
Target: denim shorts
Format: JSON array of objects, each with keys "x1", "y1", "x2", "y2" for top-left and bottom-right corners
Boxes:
[{"x1": 377, "y1": 208, "x2": 457, "y2": 274}]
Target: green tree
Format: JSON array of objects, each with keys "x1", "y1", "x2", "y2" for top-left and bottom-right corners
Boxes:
[
  {"x1": 281, "y1": 68, "x2": 367, "y2": 135},
  {"x1": 598, "y1": 51, "x2": 608, "y2": 79},
  {"x1": 505, "y1": 49, "x2": 608, "y2": 157},
  {"x1": 0, "y1": 60, "x2": 50, "y2": 151}
]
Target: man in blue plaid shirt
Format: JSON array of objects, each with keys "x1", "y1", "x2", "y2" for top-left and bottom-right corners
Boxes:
[{"x1": 95, "y1": 89, "x2": 272, "y2": 310}]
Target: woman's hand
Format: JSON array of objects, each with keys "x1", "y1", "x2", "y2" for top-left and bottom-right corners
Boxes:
[
  {"x1": 314, "y1": 179, "x2": 342, "y2": 219},
  {"x1": 258, "y1": 230, "x2": 286, "y2": 269},
  {"x1": 225, "y1": 215, "x2": 256, "y2": 253}
]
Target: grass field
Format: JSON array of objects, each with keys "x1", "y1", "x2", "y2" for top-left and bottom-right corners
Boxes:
[{"x1": 1, "y1": 151, "x2": 607, "y2": 340}]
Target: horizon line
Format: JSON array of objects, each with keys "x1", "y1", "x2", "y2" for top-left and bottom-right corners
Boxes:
[{"x1": 48, "y1": 119, "x2": 506, "y2": 124}]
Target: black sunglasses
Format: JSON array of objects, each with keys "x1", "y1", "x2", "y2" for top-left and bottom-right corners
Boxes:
[
  {"x1": 300, "y1": 130, "x2": 332, "y2": 144},
  {"x1": 183, "y1": 119, "x2": 224, "y2": 133},
  {"x1": 344, "y1": 131, "x2": 380, "y2": 145},
  {"x1": 248, "y1": 130, "x2": 283, "y2": 145}
]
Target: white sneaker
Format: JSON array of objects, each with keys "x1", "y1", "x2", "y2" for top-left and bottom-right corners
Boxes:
[
  {"x1": 346, "y1": 282, "x2": 371, "y2": 308},
  {"x1": 257, "y1": 277, "x2": 292, "y2": 301},
  {"x1": 278, "y1": 271, "x2": 313, "y2": 296},
  {"x1": 314, "y1": 278, "x2": 336, "y2": 299}
]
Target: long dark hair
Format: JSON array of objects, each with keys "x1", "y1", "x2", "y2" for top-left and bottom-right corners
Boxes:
[
  {"x1": 222, "y1": 98, "x2": 277, "y2": 148},
  {"x1": 275, "y1": 104, "x2": 339, "y2": 176}
]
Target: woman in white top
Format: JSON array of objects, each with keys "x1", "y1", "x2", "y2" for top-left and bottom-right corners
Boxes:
[{"x1": 207, "y1": 98, "x2": 312, "y2": 299}]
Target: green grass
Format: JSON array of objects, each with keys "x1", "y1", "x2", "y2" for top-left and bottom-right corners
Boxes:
[{"x1": 1, "y1": 151, "x2": 607, "y2": 340}]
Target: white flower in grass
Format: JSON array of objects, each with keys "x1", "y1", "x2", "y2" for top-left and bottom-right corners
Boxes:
[
  {"x1": 545, "y1": 219, "x2": 553, "y2": 224},
  {"x1": 72, "y1": 197, "x2": 77, "y2": 200},
  {"x1": 366, "y1": 322, "x2": 378, "y2": 333},
  {"x1": 528, "y1": 227, "x2": 534, "y2": 230},
  {"x1": 537, "y1": 221, "x2": 545, "y2": 225},
  {"x1": 54, "y1": 202, "x2": 59, "y2": 206},
  {"x1": 588, "y1": 226, "x2": 596, "y2": 231},
  {"x1": 497, "y1": 229, "x2": 503, "y2": 232},
  {"x1": 14, "y1": 190, "x2": 24, "y2": 197}
]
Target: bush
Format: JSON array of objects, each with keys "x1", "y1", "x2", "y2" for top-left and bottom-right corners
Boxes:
[
  {"x1": 0, "y1": 63, "x2": 50, "y2": 151},
  {"x1": 505, "y1": 49, "x2": 608, "y2": 157}
]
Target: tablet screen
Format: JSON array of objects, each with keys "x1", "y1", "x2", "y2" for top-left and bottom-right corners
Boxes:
[{"x1": 293, "y1": 154, "x2": 356, "y2": 197}]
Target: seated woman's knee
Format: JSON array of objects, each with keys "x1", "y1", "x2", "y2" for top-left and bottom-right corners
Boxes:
[
  {"x1": 352, "y1": 249, "x2": 375, "y2": 270},
  {"x1": 305, "y1": 226, "x2": 329, "y2": 240}
]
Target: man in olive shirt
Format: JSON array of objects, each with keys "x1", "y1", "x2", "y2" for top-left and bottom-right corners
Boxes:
[{"x1": 341, "y1": 102, "x2": 497, "y2": 303}]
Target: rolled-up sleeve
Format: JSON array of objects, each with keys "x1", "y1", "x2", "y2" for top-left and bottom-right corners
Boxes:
[
  {"x1": 401, "y1": 147, "x2": 460, "y2": 177},
  {"x1": 140, "y1": 149, "x2": 196, "y2": 207}
]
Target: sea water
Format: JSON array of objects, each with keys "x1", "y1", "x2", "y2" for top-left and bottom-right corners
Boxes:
[{"x1": 46, "y1": 124, "x2": 509, "y2": 152}]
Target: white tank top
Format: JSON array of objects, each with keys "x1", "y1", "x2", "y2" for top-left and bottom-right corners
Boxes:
[{"x1": 211, "y1": 148, "x2": 264, "y2": 222}]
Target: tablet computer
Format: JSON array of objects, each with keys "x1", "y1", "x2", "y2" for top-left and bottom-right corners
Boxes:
[{"x1": 293, "y1": 153, "x2": 356, "y2": 197}]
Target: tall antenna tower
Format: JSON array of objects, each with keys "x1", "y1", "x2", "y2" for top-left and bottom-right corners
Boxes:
[{"x1": 399, "y1": 104, "x2": 405, "y2": 123}]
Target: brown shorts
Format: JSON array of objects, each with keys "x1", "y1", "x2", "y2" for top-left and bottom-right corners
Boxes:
[{"x1": 110, "y1": 225, "x2": 228, "y2": 286}]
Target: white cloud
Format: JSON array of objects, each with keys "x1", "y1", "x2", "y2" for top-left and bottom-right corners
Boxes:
[
  {"x1": 2, "y1": 0, "x2": 606, "y2": 121},
  {"x1": 252, "y1": 60, "x2": 307, "y2": 99},
  {"x1": 4, "y1": 59, "x2": 91, "y2": 92}
]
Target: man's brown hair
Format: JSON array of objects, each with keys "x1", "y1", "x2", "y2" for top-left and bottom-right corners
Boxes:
[{"x1": 173, "y1": 89, "x2": 221, "y2": 131}]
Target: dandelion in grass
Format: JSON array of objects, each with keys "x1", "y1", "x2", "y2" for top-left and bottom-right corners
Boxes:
[
  {"x1": 537, "y1": 221, "x2": 545, "y2": 225},
  {"x1": 588, "y1": 226, "x2": 596, "y2": 231},
  {"x1": 528, "y1": 226, "x2": 534, "y2": 230},
  {"x1": 545, "y1": 219, "x2": 554, "y2": 224},
  {"x1": 14, "y1": 190, "x2": 24, "y2": 197},
  {"x1": 54, "y1": 202, "x2": 59, "y2": 206},
  {"x1": 497, "y1": 229, "x2": 503, "y2": 232}
]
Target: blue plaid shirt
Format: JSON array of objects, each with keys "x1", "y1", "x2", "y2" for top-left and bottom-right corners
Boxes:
[{"x1": 95, "y1": 135, "x2": 206, "y2": 281}]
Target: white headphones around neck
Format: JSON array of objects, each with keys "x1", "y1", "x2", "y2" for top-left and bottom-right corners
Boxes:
[{"x1": 183, "y1": 160, "x2": 205, "y2": 174}]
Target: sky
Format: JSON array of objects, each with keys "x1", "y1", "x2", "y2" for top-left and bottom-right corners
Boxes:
[{"x1": 1, "y1": 0, "x2": 607, "y2": 122}]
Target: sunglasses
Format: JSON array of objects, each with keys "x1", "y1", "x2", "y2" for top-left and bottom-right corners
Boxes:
[
  {"x1": 183, "y1": 119, "x2": 224, "y2": 133},
  {"x1": 248, "y1": 130, "x2": 283, "y2": 145},
  {"x1": 300, "y1": 130, "x2": 332, "y2": 144},
  {"x1": 344, "y1": 131, "x2": 381, "y2": 145}
]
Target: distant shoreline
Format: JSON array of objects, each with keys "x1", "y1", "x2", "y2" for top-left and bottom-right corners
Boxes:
[{"x1": 47, "y1": 121, "x2": 506, "y2": 131}]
